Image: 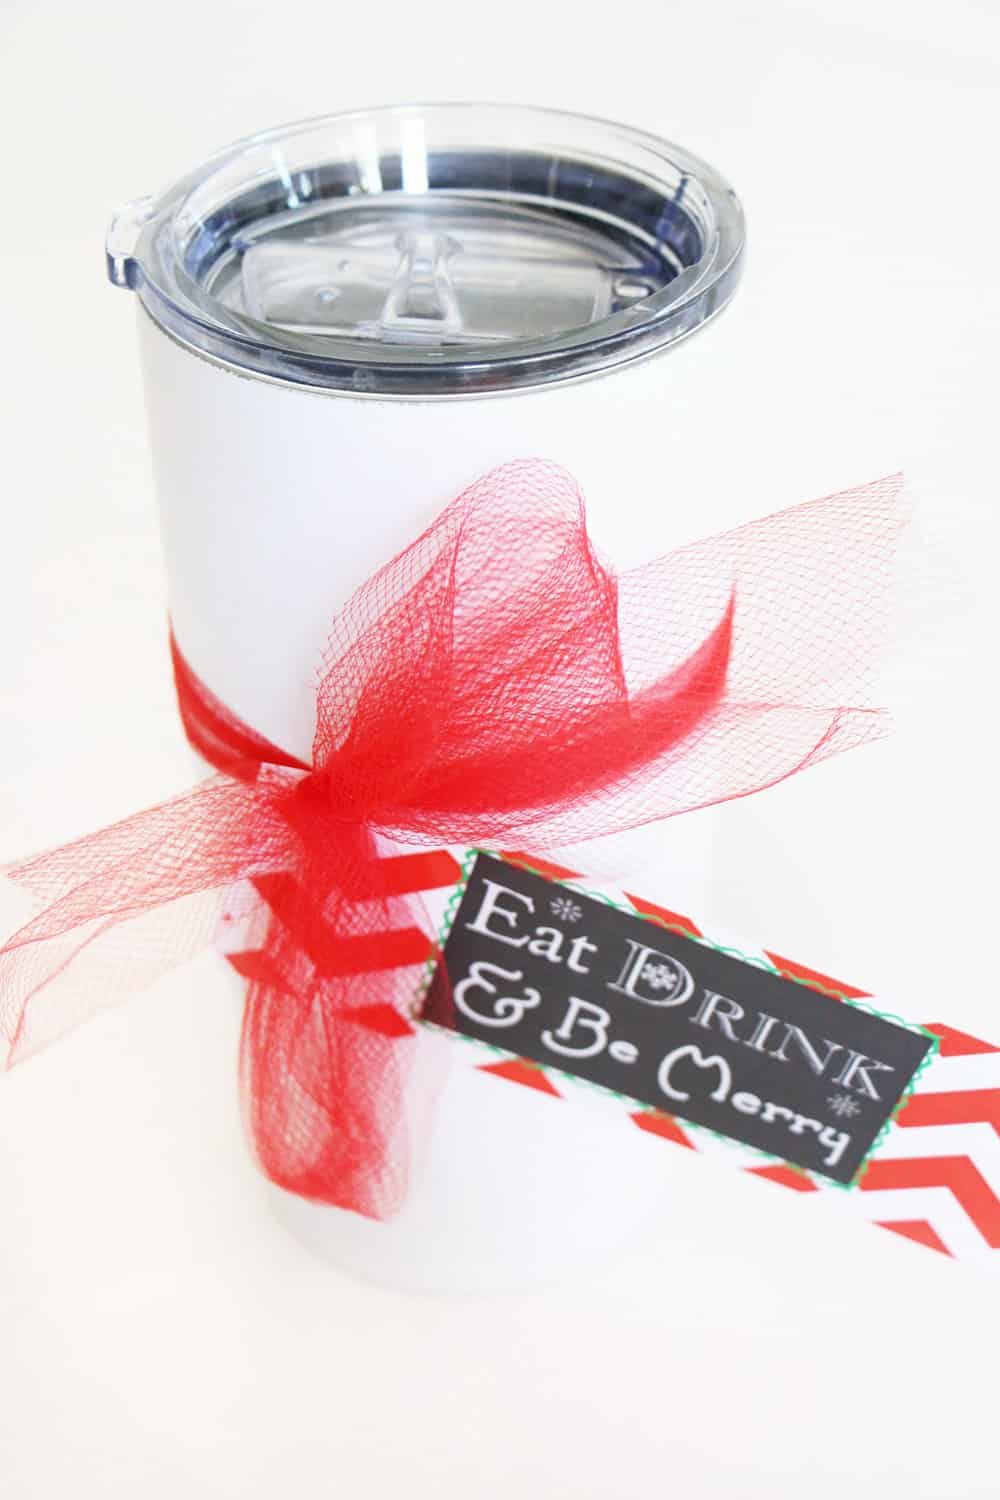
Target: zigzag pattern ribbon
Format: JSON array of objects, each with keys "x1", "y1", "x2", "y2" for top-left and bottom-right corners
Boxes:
[{"x1": 467, "y1": 856, "x2": 1000, "y2": 1267}]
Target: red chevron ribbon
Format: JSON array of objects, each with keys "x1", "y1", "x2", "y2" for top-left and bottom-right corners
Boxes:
[
  {"x1": 476, "y1": 863, "x2": 1000, "y2": 1265},
  {"x1": 861, "y1": 1158, "x2": 1000, "y2": 1249},
  {"x1": 0, "y1": 462, "x2": 905, "y2": 1218}
]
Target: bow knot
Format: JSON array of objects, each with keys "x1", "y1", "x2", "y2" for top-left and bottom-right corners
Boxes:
[{"x1": 1, "y1": 461, "x2": 905, "y2": 1220}]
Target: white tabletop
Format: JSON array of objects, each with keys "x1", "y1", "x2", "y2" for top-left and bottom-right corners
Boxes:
[{"x1": 2, "y1": 2, "x2": 998, "y2": 1495}]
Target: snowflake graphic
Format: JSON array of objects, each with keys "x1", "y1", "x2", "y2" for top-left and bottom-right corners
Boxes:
[
  {"x1": 826, "y1": 1092, "x2": 863, "y2": 1119},
  {"x1": 640, "y1": 961, "x2": 680, "y2": 993},
  {"x1": 549, "y1": 895, "x2": 583, "y2": 923}
]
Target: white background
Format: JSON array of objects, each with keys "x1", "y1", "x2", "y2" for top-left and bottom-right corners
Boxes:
[{"x1": 2, "y1": 1, "x2": 999, "y2": 1495}]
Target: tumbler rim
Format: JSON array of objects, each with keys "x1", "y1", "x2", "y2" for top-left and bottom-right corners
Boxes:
[{"x1": 107, "y1": 102, "x2": 746, "y2": 397}]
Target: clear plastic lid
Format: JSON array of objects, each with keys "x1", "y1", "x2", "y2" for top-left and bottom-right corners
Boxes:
[{"x1": 107, "y1": 104, "x2": 745, "y2": 396}]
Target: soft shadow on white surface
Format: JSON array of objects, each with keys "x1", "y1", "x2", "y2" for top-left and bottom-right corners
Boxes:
[
  {"x1": 0, "y1": 955, "x2": 994, "y2": 1500},
  {"x1": 2, "y1": 1, "x2": 999, "y2": 1496}
]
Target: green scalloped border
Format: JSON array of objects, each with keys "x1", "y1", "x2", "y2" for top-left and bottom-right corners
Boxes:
[{"x1": 414, "y1": 847, "x2": 939, "y2": 1191}]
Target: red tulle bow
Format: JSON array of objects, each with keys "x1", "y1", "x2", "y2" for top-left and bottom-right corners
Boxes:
[{"x1": 0, "y1": 462, "x2": 905, "y2": 1217}]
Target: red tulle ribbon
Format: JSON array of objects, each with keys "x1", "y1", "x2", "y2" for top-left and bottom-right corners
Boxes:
[{"x1": 0, "y1": 461, "x2": 905, "y2": 1217}]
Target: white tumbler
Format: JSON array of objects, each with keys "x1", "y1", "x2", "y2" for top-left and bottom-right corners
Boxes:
[{"x1": 107, "y1": 104, "x2": 746, "y2": 1290}]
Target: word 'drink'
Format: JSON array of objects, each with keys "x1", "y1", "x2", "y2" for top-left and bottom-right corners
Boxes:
[{"x1": 423, "y1": 854, "x2": 933, "y2": 1184}]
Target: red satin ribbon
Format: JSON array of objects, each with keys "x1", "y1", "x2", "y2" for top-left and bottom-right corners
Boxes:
[{"x1": 0, "y1": 461, "x2": 906, "y2": 1218}]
